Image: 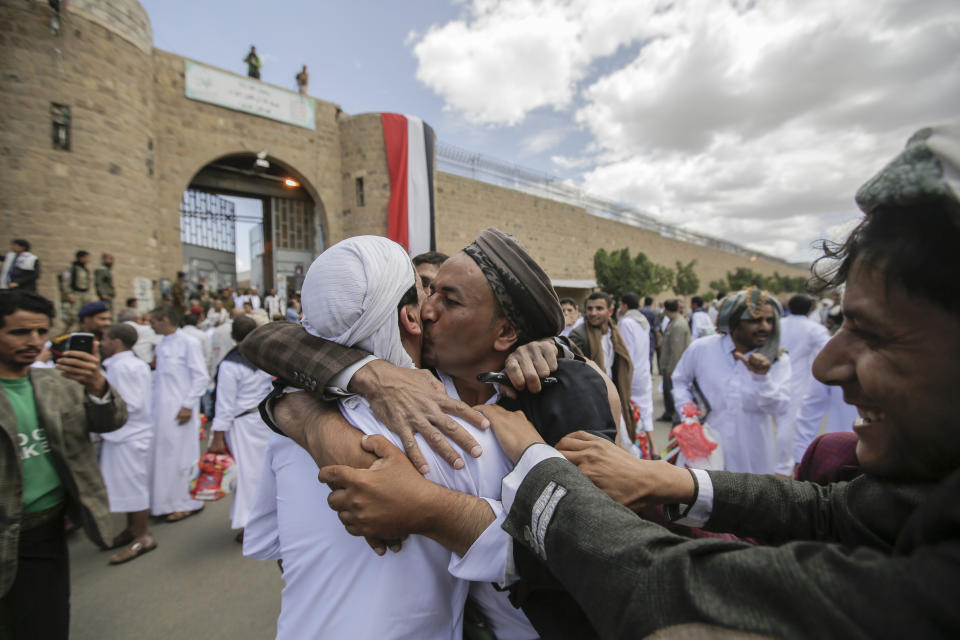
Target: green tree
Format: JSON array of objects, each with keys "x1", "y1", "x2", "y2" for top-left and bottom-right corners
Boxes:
[
  {"x1": 708, "y1": 278, "x2": 728, "y2": 292},
  {"x1": 726, "y1": 267, "x2": 771, "y2": 291},
  {"x1": 674, "y1": 259, "x2": 700, "y2": 296},
  {"x1": 593, "y1": 248, "x2": 674, "y2": 299}
]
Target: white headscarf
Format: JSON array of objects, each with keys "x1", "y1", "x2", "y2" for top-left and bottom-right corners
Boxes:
[{"x1": 300, "y1": 236, "x2": 416, "y2": 369}]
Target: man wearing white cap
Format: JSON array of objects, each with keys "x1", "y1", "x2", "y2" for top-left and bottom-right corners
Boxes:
[{"x1": 243, "y1": 236, "x2": 538, "y2": 639}]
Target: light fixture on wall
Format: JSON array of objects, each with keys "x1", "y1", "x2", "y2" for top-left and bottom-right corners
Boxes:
[
  {"x1": 254, "y1": 150, "x2": 270, "y2": 170},
  {"x1": 283, "y1": 178, "x2": 299, "y2": 187}
]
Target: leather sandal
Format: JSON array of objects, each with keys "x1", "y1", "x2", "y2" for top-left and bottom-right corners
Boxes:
[{"x1": 109, "y1": 537, "x2": 157, "y2": 565}]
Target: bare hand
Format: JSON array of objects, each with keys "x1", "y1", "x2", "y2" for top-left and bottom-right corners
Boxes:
[
  {"x1": 319, "y1": 435, "x2": 439, "y2": 542},
  {"x1": 556, "y1": 432, "x2": 692, "y2": 510},
  {"x1": 502, "y1": 338, "x2": 559, "y2": 394},
  {"x1": 476, "y1": 404, "x2": 544, "y2": 464},
  {"x1": 176, "y1": 407, "x2": 193, "y2": 424},
  {"x1": 55, "y1": 348, "x2": 107, "y2": 397},
  {"x1": 207, "y1": 430, "x2": 228, "y2": 454},
  {"x1": 351, "y1": 360, "x2": 488, "y2": 474},
  {"x1": 734, "y1": 351, "x2": 771, "y2": 375}
]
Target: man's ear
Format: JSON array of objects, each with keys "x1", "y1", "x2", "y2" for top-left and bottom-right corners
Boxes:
[
  {"x1": 492, "y1": 317, "x2": 518, "y2": 353},
  {"x1": 398, "y1": 303, "x2": 422, "y2": 336}
]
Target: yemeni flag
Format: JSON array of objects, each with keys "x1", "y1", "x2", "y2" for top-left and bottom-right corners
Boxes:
[{"x1": 381, "y1": 113, "x2": 436, "y2": 256}]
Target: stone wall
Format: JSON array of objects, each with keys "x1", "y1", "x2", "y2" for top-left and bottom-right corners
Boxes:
[
  {"x1": 338, "y1": 113, "x2": 392, "y2": 239},
  {"x1": 151, "y1": 49, "x2": 345, "y2": 289},
  {"x1": 0, "y1": 1, "x2": 158, "y2": 310},
  {"x1": 435, "y1": 173, "x2": 810, "y2": 301}
]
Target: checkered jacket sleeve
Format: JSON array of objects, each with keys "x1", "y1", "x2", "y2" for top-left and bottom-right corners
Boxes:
[{"x1": 238, "y1": 321, "x2": 371, "y2": 394}]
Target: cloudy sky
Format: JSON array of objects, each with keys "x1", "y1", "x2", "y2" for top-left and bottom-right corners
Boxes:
[{"x1": 143, "y1": 0, "x2": 959, "y2": 264}]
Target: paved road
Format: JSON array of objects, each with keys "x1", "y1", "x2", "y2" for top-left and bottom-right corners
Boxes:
[
  {"x1": 67, "y1": 376, "x2": 673, "y2": 639},
  {"x1": 69, "y1": 498, "x2": 282, "y2": 640}
]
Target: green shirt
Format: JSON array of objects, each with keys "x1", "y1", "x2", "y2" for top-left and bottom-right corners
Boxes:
[{"x1": 1, "y1": 377, "x2": 65, "y2": 513}]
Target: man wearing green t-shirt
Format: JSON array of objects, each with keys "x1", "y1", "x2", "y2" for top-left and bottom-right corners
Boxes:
[{"x1": 0, "y1": 290, "x2": 127, "y2": 639}]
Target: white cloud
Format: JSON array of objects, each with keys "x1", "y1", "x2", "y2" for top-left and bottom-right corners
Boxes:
[
  {"x1": 521, "y1": 128, "x2": 566, "y2": 154},
  {"x1": 412, "y1": 0, "x2": 960, "y2": 260}
]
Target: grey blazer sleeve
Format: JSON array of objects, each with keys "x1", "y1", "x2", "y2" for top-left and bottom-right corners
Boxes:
[
  {"x1": 705, "y1": 471, "x2": 929, "y2": 550},
  {"x1": 239, "y1": 321, "x2": 371, "y2": 393},
  {"x1": 503, "y1": 458, "x2": 959, "y2": 639}
]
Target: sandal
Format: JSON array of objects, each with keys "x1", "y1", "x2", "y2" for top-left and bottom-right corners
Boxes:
[
  {"x1": 164, "y1": 506, "x2": 204, "y2": 523},
  {"x1": 109, "y1": 529, "x2": 135, "y2": 549},
  {"x1": 109, "y1": 537, "x2": 157, "y2": 565}
]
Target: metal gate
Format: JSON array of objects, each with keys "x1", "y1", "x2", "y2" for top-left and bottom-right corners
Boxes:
[{"x1": 180, "y1": 190, "x2": 239, "y2": 291}]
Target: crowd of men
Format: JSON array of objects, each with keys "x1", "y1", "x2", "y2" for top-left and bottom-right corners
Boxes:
[{"x1": 2, "y1": 123, "x2": 959, "y2": 638}]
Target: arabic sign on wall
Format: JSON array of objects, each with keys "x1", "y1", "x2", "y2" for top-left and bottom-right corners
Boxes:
[{"x1": 184, "y1": 61, "x2": 316, "y2": 131}]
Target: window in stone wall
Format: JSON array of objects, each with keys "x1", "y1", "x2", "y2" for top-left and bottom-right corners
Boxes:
[
  {"x1": 51, "y1": 103, "x2": 70, "y2": 151},
  {"x1": 355, "y1": 176, "x2": 365, "y2": 207}
]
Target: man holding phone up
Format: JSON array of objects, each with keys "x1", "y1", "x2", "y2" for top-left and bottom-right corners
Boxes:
[{"x1": 0, "y1": 289, "x2": 127, "y2": 639}]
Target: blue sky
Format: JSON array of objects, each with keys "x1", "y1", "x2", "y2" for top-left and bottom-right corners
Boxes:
[{"x1": 144, "y1": 0, "x2": 960, "y2": 265}]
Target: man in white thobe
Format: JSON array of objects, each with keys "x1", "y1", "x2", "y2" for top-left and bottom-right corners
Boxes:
[
  {"x1": 148, "y1": 304, "x2": 209, "y2": 520},
  {"x1": 263, "y1": 288, "x2": 281, "y2": 320},
  {"x1": 690, "y1": 296, "x2": 716, "y2": 340},
  {"x1": 617, "y1": 292, "x2": 655, "y2": 454},
  {"x1": 203, "y1": 299, "x2": 229, "y2": 329},
  {"x1": 181, "y1": 308, "x2": 212, "y2": 374},
  {"x1": 778, "y1": 295, "x2": 830, "y2": 471},
  {"x1": 206, "y1": 315, "x2": 274, "y2": 534},
  {"x1": 244, "y1": 235, "x2": 541, "y2": 640},
  {"x1": 672, "y1": 287, "x2": 792, "y2": 475},
  {"x1": 117, "y1": 307, "x2": 162, "y2": 364},
  {"x1": 209, "y1": 311, "x2": 238, "y2": 378},
  {"x1": 100, "y1": 323, "x2": 157, "y2": 562},
  {"x1": 793, "y1": 378, "x2": 859, "y2": 465}
]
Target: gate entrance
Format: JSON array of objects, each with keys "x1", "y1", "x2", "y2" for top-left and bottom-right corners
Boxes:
[{"x1": 181, "y1": 154, "x2": 323, "y2": 308}]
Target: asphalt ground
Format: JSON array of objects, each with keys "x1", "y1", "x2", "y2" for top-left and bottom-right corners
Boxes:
[{"x1": 67, "y1": 375, "x2": 673, "y2": 639}]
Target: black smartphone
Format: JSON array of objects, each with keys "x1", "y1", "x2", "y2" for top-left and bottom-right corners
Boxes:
[
  {"x1": 51, "y1": 332, "x2": 95, "y2": 361},
  {"x1": 67, "y1": 332, "x2": 95, "y2": 354}
]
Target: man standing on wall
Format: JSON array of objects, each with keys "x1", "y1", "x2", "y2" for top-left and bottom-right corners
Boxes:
[{"x1": 244, "y1": 45, "x2": 261, "y2": 79}]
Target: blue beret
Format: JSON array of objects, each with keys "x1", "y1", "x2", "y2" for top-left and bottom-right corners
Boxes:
[{"x1": 78, "y1": 301, "x2": 109, "y2": 318}]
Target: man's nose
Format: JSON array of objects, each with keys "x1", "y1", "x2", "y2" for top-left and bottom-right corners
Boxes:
[{"x1": 812, "y1": 329, "x2": 855, "y2": 386}]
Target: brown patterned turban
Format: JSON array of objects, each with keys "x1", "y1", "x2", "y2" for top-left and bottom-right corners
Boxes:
[{"x1": 463, "y1": 228, "x2": 564, "y2": 345}]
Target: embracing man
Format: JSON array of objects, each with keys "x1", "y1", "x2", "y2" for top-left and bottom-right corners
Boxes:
[{"x1": 242, "y1": 229, "x2": 621, "y2": 638}]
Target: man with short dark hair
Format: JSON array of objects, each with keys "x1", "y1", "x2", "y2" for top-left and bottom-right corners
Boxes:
[
  {"x1": 148, "y1": 304, "x2": 209, "y2": 522},
  {"x1": 1, "y1": 240, "x2": 39, "y2": 292},
  {"x1": 60, "y1": 250, "x2": 91, "y2": 329},
  {"x1": 616, "y1": 292, "x2": 655, "y2": 456},
  {"x1": 207, "y1": 315, "x2": 272, "y2": 541},
  {"x1": 689, "y1": 295, "x2": 715, "y2": 340},
  {"x1": 94, "y1": 253, "x2": 115, "y2": 312},
  {"x1": 569, "y1": 291, "x2": 635, "y2": 439},
  {"x1": 99, "y1": 323, "x2": 156, "y2": 564},
  {"x1": 0, "y1": 290, "x2": 126, "y2": 638},
  {"x1": 411, "y1": 250, "x2": 449, "y2": 289},
  {"x1": 558, "y1": 297, "x2": 581, "y2": 337},
  {"x1": 263, "y1": 288, "x2": 282, "y2": 320},
  {"x1": 658, "y1": 299, "x2": 689, "y2": 424},
  {"x1": 464, "y1": 122, "x2": 960, "y2": 638},
  {"x1": 171, "y1": 271, "x2": 187, "y2": 320}
]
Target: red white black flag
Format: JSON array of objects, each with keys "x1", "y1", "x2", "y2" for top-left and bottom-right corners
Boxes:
[{"x1": 381, "y1": 113, "x2": 436, "y2": 256}]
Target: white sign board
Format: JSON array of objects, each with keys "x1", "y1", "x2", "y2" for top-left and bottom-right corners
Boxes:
[
  {"x1": 133, "y1": 276, "x2": 155, "y2": 311},
  {"x1": 184, "y1": 61, "x2": 316, "y2": 131}
]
